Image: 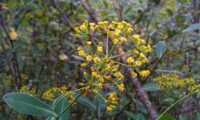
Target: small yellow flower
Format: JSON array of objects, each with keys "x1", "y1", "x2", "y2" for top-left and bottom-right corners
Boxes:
[
  {"x1": 91, "y1": 72, "x2": 98, "y2": 78},
  {"x1": 78, "y1": 50, "x2": 85, "y2": 57},
  {"x1": 141, "y1": 57, "x2": 148, "y2": 64},
  {"x1": 80, "y1": 24, "x2": 87, "y2": 31},
  {"x1": 77, "y1": 46, "x2": 82, "y2": 51},
  {"x1": 104, "y1": 75, "x2": 111, "y2": 80},
  {"x1": 98, "y1": 83, "x2": 103, "y2": 89},
  {"x1": 74, "y1": 27, "x2": 80, "y2": 33},
  {"x1": 93, "y1": 57, "x2": 101, "y2": 63},
  {"x1": 132, "y1": 34, "x2": 140, "y2": 40},
  {"x1": 127, "y1": 57, "x2": 134, "y2": 64},
  {"x1": 89, "y1": 23, "x2": 95, "y2": 26},
  {"x1": 119, "y1": 37, "x2": 127, "y2": 43},
  {"x1": 90, "y1": 26, "x2": 95, "y2": 32},
  {"x1": 126, "y1": 28, "x2": 133, "y2": 34},
  {"x1": 83, "y1": 72, "x2": 87, "y2": 78},
  {"x1": 58, "y1": 54, "x2": 68, "y2": 61},
  {"x1": 113, "y1": 29, "x2": 121, "y2": 37},
  {"x1": 9, "y1": 30, "x2": 18, "y2": 41},
  {"x1": 117, "y1": 83, "x2": 125, "y2": 92},
  {"x1": 75, "y1": 34, "x2": 81, "y2": 38},
  {"x1": 112, "y1": 39, "x2": 119, "y2": 44},
  {"x1": 131, "y1": 72, "x2": 137, "y2": 78},
  {"x1": 132, "y1": 50, "x2": 139, "y2": 57},
  {"x1": 107, "y1": 106, "x2": 113, "y2": 112},
  {"x1": 116, "y1": 24, "x2": 124, "y2": 29},
  {"x1": 146, "y1": 44, "x2": 152, "y2": 53},
  {"x1": 139, "y1": 70, "x2": 150, "y2": 78},
  {"x1": 86, "y1": 55, "x2": 93, "y2": 62},
  {"x1": 97, "y1": 46, "x2": 103, "y2": 53},
  {"x1": 139, "y1": 53, "x2": 146, "y2": 60},
  {"x1": 134, "y1": 61, "x2": 142, "y2": 67},
  {"x1": 87, "y1": 41, "x2": 92, "y2": 46},
  {"x1": 108, "y1": 92, "x2": 118, "y2": 101},
  {"x1": 98, "y1": 21, "x2": 108, "y2": 29},
  {"x1": 80, "y1": 63, "x2": 87, "y2": 67},
  {"x1": 114, "y1": 72, "x2": 124, "y2": 80}
]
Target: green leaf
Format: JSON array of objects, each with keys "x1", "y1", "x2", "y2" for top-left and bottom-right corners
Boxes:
[
  {"x1": 143, "y1": 82, "x2": 160, "y2": 92},
  {"x1": 136, "y1": 113, "x2": 145, "y2": 120},
  {"x1": 52, "y1": 95, "x2": 70, "y2": 120},
  {"x1": 46, "y1": 117, "x2": 56, "y2": 120},
  {"x1": 183, "y1": 23, "x2": 200, "y2": 32},
  {"x1": 197, "y1": 112, "x2": 200, "y2": 120},
  {"x1": 3, "y1": 92, "x2": 57, "y2": 117},
  {"x1": 75, "y1": 94, "x2": 97, "y2": 112},
  {"x1": 124, "y1": 111, "x2": 137, "y2": 120},
  {"x1": 156, "y1": 41, "x2": 167, "y2": 58}
]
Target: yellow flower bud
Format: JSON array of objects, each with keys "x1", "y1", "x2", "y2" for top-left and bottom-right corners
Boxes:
[
  {"x1": 9, "y1": 30, "x2": 18, "y2": 41},
  {"x1": 117, "y1": 83, "x2": 125, "y2": 92},
  {"x1": 134, "y1": 61, "x2": 142, "y2": 67},
  {"x1": 119, "y1": 37, "x2": 127, "y2": 43},
  {"x1": 93, "y1": 57, "x2": 101, "y2": 63},
  {"x1": 98, "y1": 83, "x2": 103, "y2": 89},
  {"x1": 126, "y1": 28, "x2": 133, "y2": 34},
  {"x1": 112, "y1": 39, "x2": 119, "y2": 44},
  {"x1": 80, "y1": 63, "x2": 87, "y2": 67},
  {"x1": 58, "y1": 54, "x2": 68, "y2": 61},
  {"x1": 139, "y1": 70, "x2": 150, "y2": 78},
  {"x1": 127, "y1": 57, "x2": 134, "y2": 64},
  {"x1": 78, "y1": 50, "x2": 85, "y2": 57},
  {"x1": 107, "y1": 106, "x2": 113, "y2": 112},
  {"x1": 87, "y1": 41, "x2": 92, "y2": 46},
  {"x1": 104, "y1": 75, "x2": 111, "y2": 80},
  {"x1": 132, "y1": 50, "x2": 139, "y2": 57},
  {"x1": 131, "y1": 72, "x2": 137, "y2": 78},
  {"x1": 92, "y1": 89, "x2": 99, "y2": 94},
  {"x1": 132, "y1": 34, "x2": 140, "y2": 40},
  {"x1": 113, "y1": 29, "x2": 121, "y2": 37},
  {"x1": 83, "y1": 72, "x2": 87, "y2": 78},
  {"x1": 97, "y1": 46, "x2": 103, "y2": 53}
]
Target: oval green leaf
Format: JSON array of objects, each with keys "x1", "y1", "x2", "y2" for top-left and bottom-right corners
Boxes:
[
  {"x1": 3, "y1": 92, "x2": 57, "y2": 117},
  {"x1": 52, "y1": 95, "x2": 70, "y2": 120},
  {"x1": 75, "y1": 94, "x2": 97, "y2": 112},
  {"x1": 156, "y1": 41, "x2": 167, "y2": 58},
  {"x1": 183, "y1": 23, "x2": 200, "y2": 32},
  {"x1": 143, "y1": 82, "x2": 160, "y2": 92}
]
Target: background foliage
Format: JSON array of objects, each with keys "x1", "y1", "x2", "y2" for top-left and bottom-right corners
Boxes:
[{"x1": 0, "y1": 0, "x2": 200, "y2": 120}]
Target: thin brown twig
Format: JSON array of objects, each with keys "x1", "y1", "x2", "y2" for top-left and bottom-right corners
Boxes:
[{"x1": 0, "y1": 17, "x2": 21, "y2": 89}]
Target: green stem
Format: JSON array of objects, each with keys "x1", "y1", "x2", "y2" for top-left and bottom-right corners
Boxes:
[
  {"x1": 111, "y1": 60, "x2": 133, "y2": 68},
  {"x1": 156, "y1": 92, "x2": 193, "y2": 120},
  {"x1": 110, "y1": 49, "x2": 134, "y2": 59},
  {"x1": 108, "y1": 44, "x2": 117, "y2": 56},
  {"x1": 106, "y1": 34, "x2": 109, "y2": 56}
]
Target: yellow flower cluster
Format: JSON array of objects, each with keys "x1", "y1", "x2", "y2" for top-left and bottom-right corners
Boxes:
[
  {"x1": 189, "y1": 84, "x2": 200, "y2": 93},
  {"x1": 75, "y1": 21, "x2": 152, "y2": 111},
  {"x1": 42, "y1": 86, "x2": 74, "y2": 101},
  {"x1": 20, "y1": 85, "x2": 36, "y2": 96},
  {"x1": 106, "y1": 92, "x2": 119, "y2": 112},
  {"x1": 154, "y1": 74, "x2": 195, "y2": 89}
]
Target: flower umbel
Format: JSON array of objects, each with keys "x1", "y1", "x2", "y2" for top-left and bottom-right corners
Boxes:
[{"x1": 75, "y1": 20, "x2": 152, "y2": 112}]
